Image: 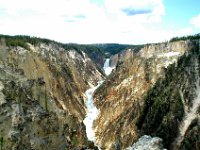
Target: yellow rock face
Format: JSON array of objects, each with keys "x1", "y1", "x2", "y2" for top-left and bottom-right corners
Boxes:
[
  {"x1": 0, "y1": 41, "x2": 104, "y2": 149},
  {"x1": 94, "y1": 40, "x2": 194, "y2": 149}
]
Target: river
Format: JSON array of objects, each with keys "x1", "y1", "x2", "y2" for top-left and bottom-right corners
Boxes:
[{"x1": 83, "y1": 58, "x2": 113, "y2": 144}]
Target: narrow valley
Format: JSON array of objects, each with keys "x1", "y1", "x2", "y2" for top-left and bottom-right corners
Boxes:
[
  {"x1": 84, "y1": 58, "x2": 114, "y2": 147},
  {"x1": 0, "y1": 34, "x2": 199, "y2": 150},
  {"x1": 0, "y1": 0, "x2": 200, "y2": 149}
]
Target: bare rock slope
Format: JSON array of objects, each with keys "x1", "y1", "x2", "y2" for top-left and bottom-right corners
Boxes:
[
  {"x1": 93, "y1": 40, "x2": 198, "y2": 149},
  {"x1": 0, "y1": 38, "x2": 104, "y2": 149}
]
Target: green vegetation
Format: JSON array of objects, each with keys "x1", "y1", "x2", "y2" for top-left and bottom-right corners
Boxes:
[
  {"x1": 0, "y1": 34, "x2": 106, "y2": 67},
  {"x1": 169, "y1": 33, "x2": 200, "y2": 42},
  {"x1": 0, "y1": 34, "x2": 51, "y2": 48},
  {"x1": 0, "y1": 34, "x2": 105, "y2": 56},
  {"x1": 136, "y1": 41, "x2": 200, "y2": 148},
  {"x1": 0, "y1": 136, "x2": 5, "y2": 150},
  {"x1": 0, "y1": 34, "x2": 55, "y2": 50},
  {"x1": 94, "y1": 43, "x2": 143, "y2": 56},
  {"x1": 70, "y1": 44, "x2": 106, "y2": 67},
  {"x1": 180, "y1": 119, "x2": 200, "y2": 150},
  {"x1": 0, "y1": 34, "x2": 144, "y2": 70}
]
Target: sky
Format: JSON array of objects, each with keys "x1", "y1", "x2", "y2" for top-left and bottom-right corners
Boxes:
[{"x1": 0, "y1": 0, "x2": 199, "y2": 44}]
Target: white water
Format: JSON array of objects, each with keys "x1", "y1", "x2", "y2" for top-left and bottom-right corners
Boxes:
[
  {"x1": 103, "y1": 58, "x2": 114, "y2": 76},
  {"x1": 83, "y1": 58, "x2": 113, "y2": 144},
  {"x1": 173, "y1": 66, "x2": 200, "y2": 149},
  {"x1": 83, "y1": 81, "x2": 103, "y2": 141}
]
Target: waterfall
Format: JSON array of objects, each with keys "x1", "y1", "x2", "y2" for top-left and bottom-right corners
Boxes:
[
  {"x1": 103, "y1": 58, "x2": 110, "y2": 68},
  {"x1": 103, "y1": 58, "x2": 114, "y2": 76},
  {"x1": 83, "y1": 58, "x2": 113, "y2": 147}
]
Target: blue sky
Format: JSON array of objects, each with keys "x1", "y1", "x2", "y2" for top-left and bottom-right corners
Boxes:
[
  {"x1": 0, "y1": 0, "x2": 199, "y2": 44},
  {"x1": 163, "y1": 0, "x2": 200, "y2": 29}
]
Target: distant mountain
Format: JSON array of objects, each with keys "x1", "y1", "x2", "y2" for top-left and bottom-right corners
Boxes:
[{"x1": 94, "y1": 43, "x2": 143, "y2": 57}]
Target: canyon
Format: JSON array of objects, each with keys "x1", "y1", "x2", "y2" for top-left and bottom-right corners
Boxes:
[
  {"x1": 93, "y1": 40, "x2": 197, "y2": 149},
  {"x1": 0, "y1": 36, "x2": 104, "y2": 149},
  {"x1": 83, "y1": 58, "x2": 113, "y2": 148},
  {"x1": 0, "y1": 34, "x2": 200, "y2": 150}
]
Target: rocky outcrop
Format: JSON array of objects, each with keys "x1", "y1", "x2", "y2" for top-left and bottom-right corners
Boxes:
[
  {"x1": 110, "y1": 49, "x2": 135, "y2": 67},
  {"x1": 138, "y1": 41, "x2": 190, "y2": 58},
  {"x1": 126, "y1": 135, "x2": 165, "y2": 150},
  {"x1": 93, "y1": 40, "x2": 197, "y2": 149},
  {"x1": 137, "y1": 41, "x2": 200, "y2": 149},
  {"x1": 0, "y1": 39, "x2": 104, "y2": 149},
  {"x1": 1, "y1": 34, "x2": 199, "y2": 150}
]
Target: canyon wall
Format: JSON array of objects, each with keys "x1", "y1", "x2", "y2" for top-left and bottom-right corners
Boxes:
[
  {"x1": 93, "y1": 40, "x2": 198, "y2": 149},
  {"x1": 0, "y1": 40, "x2": 104, "y2": 149},
  {"x1": 0, "y1": 35, "x2": 199, "y2": 150}
]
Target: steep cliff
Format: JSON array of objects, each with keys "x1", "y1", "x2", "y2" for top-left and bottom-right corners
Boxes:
[
  {"x1": 1, "y1": 34, "x2": 199, "y2": 150},
  {"x1": 109, "y1": 45, "x2": 143, "y2": 67},
  {"x1": 0, "y1": 37, "x2": 104, "y2": 149},
  {"x1": 109, "y1": 49, "x2": 135, "y2": 67},
  {"x1": 137, "y1": 40, "x2": 200, "y2": 149},
  {"x1": 93, "y1": 40, "x2": 197, "y2": 149}
]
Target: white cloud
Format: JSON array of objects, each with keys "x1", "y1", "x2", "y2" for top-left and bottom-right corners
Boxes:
[
  {"x1": 190, "y1": 14, "x2": 200, "y2": 29},
  {"x1": 104, "y1": 0, "x2": 165, "y2": 22},
  {"x1": 0, "y1": 0, "x2": 193, "y2": 44}
]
